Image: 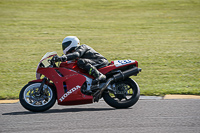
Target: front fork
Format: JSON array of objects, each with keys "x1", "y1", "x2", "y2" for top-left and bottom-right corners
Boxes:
[{"x1": 38, "y1": 77, "x2": 47, "y2": 94}]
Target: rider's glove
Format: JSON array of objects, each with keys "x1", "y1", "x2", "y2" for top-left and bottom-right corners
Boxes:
[
  {"x1": 52, "y1": 55, "x2": 60, "y2": 62},
  {"x1": 60, "y1": 55, "x2": 67, "y2": 62}
]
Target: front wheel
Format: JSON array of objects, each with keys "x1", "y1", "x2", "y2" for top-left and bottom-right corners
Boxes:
[
  {"x1": 19, "y1": 82, "x2": 56, "y2": 112},
  {"x1": 103, "y1": 78, "x2": 140, "y2": 109}
]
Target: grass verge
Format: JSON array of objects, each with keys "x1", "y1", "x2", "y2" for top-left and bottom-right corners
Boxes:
[{"x1": 0, "y1": 0, "x2": 199, "y2": 99}]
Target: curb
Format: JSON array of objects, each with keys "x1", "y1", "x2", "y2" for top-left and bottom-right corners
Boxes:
[
  {"x1": 140, "y1": 95, "x2": 200, "y2": 100},
  {"x1": 139, "y1": 96, "x2": 163, "y2": 100},
  {"x1": 163, "y1": 95, "x2": 200, "y2": 99},
  {"x1": 0, "y1": 95, "x2": 200, "y2": 104},
  {"x1": 0, "y1": 99, "x2": 19, "y2": 104}
]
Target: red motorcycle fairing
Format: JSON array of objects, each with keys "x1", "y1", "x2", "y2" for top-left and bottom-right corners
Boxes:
[
  {"x1": 60, "y1": 61, "x2": 94, "y2": 79},
  {"x1": 37, "y1": 67, "x2": 93, "y2": 105},
  {"x1": 34, "y1": 59, "x2": 138, "y2": 106}
]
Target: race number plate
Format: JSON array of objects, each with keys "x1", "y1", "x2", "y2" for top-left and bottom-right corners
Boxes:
[{"x1": 114, "y1": 60, "x2": 135, "y2": 67}]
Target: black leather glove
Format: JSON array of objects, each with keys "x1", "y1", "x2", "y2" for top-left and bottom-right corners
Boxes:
[
  {"x1": 52, "y1": 55, "x2": 60, "y2": 62},
  {"x1": 59, "y1": 55, "x2": 67, "y2": 62}
]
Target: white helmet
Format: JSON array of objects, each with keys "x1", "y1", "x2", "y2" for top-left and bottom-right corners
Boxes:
[{"x1": 62, "y1": 36, "x2": 80, "y2": 54}]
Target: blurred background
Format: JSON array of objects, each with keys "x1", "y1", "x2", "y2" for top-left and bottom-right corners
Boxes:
[{"x1": 0, "y1": 0, "x2": 199, "y2": 99}]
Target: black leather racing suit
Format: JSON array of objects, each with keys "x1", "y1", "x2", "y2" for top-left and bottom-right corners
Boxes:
[{"x1": 66, "y1": 44, "x2": 109, "y2": 72}]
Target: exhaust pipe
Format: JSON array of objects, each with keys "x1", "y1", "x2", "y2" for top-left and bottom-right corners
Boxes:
[
  {"x1": 94, "y1": 67, "x2": 141, "y2": 102},
  {"x1": 112, "y1": 67, "x2": 141, "y2": 82}
]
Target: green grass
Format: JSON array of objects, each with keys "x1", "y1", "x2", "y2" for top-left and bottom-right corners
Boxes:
[{"x1": 0, "y1": 0, "x2": 200, "y2": 99}]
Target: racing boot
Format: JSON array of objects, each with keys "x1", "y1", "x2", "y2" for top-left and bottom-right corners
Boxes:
[{"x1": 89, "y1": 66, "x2": 106, "y2": 85}]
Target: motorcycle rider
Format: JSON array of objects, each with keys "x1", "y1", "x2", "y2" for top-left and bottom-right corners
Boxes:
[{"x1": 59, "y1": 36, "x2": 109, "y2": 84}]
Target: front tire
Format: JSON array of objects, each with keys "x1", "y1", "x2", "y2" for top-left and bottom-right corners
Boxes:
[
  {"x1": 19, "y1": 82, "x2": 56, "y2": 112},
  {"x1": 103, "y1": 78, "x2": 140, "y2": 109}
]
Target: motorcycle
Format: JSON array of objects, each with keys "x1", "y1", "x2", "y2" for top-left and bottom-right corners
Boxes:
[{"x1": 19, "y1": 51, "x2": 142, "y2": 112}]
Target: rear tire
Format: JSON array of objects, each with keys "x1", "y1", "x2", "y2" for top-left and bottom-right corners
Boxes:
[
  {"x1": 103, "y1": 78, "x2": 140, "y2": 109},
  {"x1": 19, "y1": 82, "x2": 56, "y2": 112}
]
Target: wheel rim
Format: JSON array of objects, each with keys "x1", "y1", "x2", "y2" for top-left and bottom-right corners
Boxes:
[
  {"x1": 109, "y1": 82, "x2": 135, "y2": 102},
  {"x1": 23, "y1": 83, "x2": 53, "y2": 107}
]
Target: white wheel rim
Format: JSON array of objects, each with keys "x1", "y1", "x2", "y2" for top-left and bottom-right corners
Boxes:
[{"x1": 23, "y1": 83, "x2": 53, "y2": 107}]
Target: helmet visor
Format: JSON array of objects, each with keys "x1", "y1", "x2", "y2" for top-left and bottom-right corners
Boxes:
[{"x1": 62, "y1": 41, "x2": 72, "y2": 51}]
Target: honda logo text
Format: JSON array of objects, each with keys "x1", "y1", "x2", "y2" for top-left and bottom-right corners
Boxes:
[{"x1": 59, "y1": 85, "x2": 81, "y2": 102}]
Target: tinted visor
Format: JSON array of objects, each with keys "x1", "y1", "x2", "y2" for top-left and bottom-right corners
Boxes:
[{"x1": 62, "y1": 41, "x2": 72, "y2": 51}]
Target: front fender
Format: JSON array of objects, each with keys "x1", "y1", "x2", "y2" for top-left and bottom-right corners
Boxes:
[{"x1": 29, "y1": 79, "x2": 43, "y2": 83}]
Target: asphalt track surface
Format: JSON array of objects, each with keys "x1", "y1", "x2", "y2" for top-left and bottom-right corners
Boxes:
[{"x1": 1, "y1": 99, "x2": 200, "y2": 133}]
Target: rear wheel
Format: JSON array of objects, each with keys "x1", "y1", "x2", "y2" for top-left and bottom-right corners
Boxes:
[
  {"x1": 103, "y1": 78, "x2": 140, "y2": 109},
  {"x1": 19, "y1": 82, "x2": 56, "y2": 112}
]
